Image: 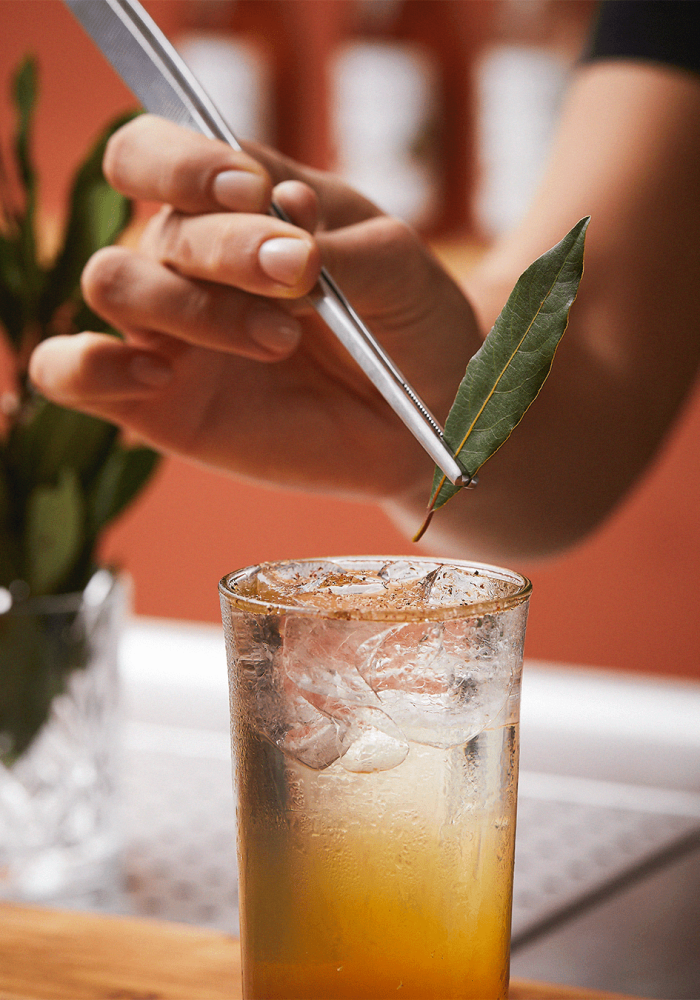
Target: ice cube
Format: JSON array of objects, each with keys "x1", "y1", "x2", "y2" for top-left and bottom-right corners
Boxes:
[
  {"x1": 254, "y1": 560, "x2": 344, "y2": 604},
  {"x1": 279, "y1": 617, "x2": 412, "y2": 771},
  {"x1": 279, "y1": 711, "x2": 340, "y2": 770},
  {"x1": 282, "y1": 617, "x2": 385, "y2": 710},
  {"x1": 378, "y1": 559, "x2": 438, "y2": 585},
  {"x1": 425, "y1": 564, "x2": 513, "y2": 608},
  {"x1": 356, "y1": 619, "x2": 516, "y2": 748},
  {"x1": 336, "y1": 708, "x2": 409, "y2": 773},
  {"x1": 229, "y1": 613, "x2": 342, "y2": 769}
]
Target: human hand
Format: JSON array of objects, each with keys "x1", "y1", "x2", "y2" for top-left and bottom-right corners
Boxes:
[{"x1": 29, "y1": 115, "x2": 481, "y2": 502}]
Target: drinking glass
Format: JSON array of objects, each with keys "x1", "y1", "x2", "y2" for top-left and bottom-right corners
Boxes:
[{"x1": 219, "y1": 556, "x2": 531, "y2": 1000}]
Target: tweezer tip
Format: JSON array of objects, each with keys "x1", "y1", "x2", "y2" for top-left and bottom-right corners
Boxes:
[{"x1": 455, "y1": 473, "x2": 479, "y2": 489}]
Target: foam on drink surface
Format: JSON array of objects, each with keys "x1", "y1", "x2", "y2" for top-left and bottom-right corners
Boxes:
[{"x1": 238, "y1": 558, "x2": 518, "y2": 620}]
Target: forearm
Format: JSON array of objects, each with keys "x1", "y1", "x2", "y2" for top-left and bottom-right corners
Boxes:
[{"x1": 384, "y1": 61, "x2": 700, "y2": 560}]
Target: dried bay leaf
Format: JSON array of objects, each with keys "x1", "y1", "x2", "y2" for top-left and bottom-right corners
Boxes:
[{"x1": 417, "y1": 217, "x2": 589, "y2": 538}]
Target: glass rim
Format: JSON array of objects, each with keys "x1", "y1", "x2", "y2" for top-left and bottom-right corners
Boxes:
[
  {"x1": 219, "y1": 555, "x2": 532, "y2": 622},
  {"x1": 0, "y1": 569, "x2": 118, "y2": 618}
]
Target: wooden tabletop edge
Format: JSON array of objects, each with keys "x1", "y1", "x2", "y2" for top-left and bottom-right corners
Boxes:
[{"x1": 0, "y1": 902, "x2": 648, "y2": 1000}]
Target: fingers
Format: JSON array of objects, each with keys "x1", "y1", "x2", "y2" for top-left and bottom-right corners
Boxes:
[
  {"x1": 139, "y1": 203, "x2": 321, "y2": 299},
  {"x1": 82, "y1": 247, "x2": 303, "y2": 360},
  {"x1": 104, "y1": 115, "x2": 272, "y2": 214},
  {"x1": 28, "y1": 332, "x2": 234, "y2": 468},
  {"x1": 105, "y1": 114, "x2": 382, "y2": 230},
  {"x1": 27, "y1": 326, "x2": 426, "y2": 501},
  {"x1": 29, "y1": 332, "x2": 175, "y2": 405},
  {"x1": 270, "y1": 179, "x2": 320, "y2": 234},
  {"x1": 316, "y1": 215, "x2": 425, "y2": 305},
  {"x1": 246, "y1": 141, "x2": 384, "y2": 231},
  {"x1": 79, "y1": 211, "x2": 462, "y2": 390}
]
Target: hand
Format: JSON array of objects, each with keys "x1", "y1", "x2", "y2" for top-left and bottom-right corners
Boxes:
[{"x1": 29, "y1": 115, "x2": 481, "y2": 502}]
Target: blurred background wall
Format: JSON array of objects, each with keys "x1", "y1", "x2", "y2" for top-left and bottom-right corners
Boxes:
[{"x1": 2, "y1": 0, "x2": 699, "y2": 678}]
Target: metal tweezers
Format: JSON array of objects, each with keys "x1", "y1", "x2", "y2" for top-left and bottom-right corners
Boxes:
[{"x1": 65, "y1": 0, "x2": 471, "y2": 486}]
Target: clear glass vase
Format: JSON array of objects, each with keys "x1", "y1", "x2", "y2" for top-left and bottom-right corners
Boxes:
[{"x1": 0, "y1": 570, "x2": 125, "y2": 905}]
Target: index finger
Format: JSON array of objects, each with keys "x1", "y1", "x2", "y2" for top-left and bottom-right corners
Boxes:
[
  {"x1": 104, "y1": 114, "x2": 273, "y2": 214},
  {"x1": 105, "y1": 114, "x2": 383, "y2": 232}
]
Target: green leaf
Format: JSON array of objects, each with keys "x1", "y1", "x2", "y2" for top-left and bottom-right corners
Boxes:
[
  {"x1": 0, "y1": 606, "x2": 88, "y2": 764},
  {"x1": 11, "y1": 56, "x2": 42, "y2": 325},
  {"x1": 13, "y1": 56, "x2": 37, "y2": 195},
  {"x1": 6, "y1": 396, "x2": 118, "y2": 495},
  {"x1": 0, "y1": 234, "x2": 25, "y2": 346},
  {"x1": 87, "y1": 444, "x2": 160, "y2": 538},
  {"x1": 39, "y1": 111, "x2": 137, "y2": 327},
  {"x1": 0, "y1": 452, "x2": 22, "y2": 586},
  {"x1": 0, "y1": 58, "x2": 43, "y2": 347},
  {"x1": 25, "y1": 467, "x2": 85, "y2": 595},
  {"x1": 429, "y1": 217, "x2": 590, "y2": 512}
]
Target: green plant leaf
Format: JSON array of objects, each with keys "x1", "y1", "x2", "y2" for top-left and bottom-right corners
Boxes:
[
  {"x1": 39, "y1": 110, "x2": 137, "y2": 327},
  {"x1": 0, "y1": 233, "x2": 25, "y2": 346},
  {"x1": 0, "y1": 452, "x2": 22, "y2": 586},
  {"x1": 0, "y1": 605, "x2": 88, "y2": 765},
  {"x1": 6, "y1": 396, "x2": 118, "y2": 495},
  {"x1": 25, "y1": 467, "x2": 85, "y2": 596},
  {"x1": 428, "y1": 217, "x2": 590, "y2": 513},
  {"x1": 12, "y1": 57, "x2": 42, "y2": 329},
  {"x1": 13, "y1": 56, "x2": 37, "y2": 195},
  {"x1": 0, "y1": 60, "x2": 156, "y2": 761},
  {"x1": 87, "y1": 444, "x2": 160, "y2": 538},
  {"x1": 0, "y1": 58, "x2": 43, "y2": 348}
]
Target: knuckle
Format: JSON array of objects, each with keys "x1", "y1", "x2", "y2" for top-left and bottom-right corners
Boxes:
[
  {"x1": 141, "y1": 208, "x2": 239, "y2": 281},
  {"x1": 139, "y1": 207, "x2": 178, "y2": 259},
  {"x1": 103, "y1": 115, "x2": 153, "y2": 190},
  {"x1": 204, "y1": 224, "x2": 233, "y2": 275},
  {"x1": 180, "y1": 281, "x2": 217, "y2": 329},
  {"x1": 166, "y1": 151, "x2": 208, "y2": 204},
  {"x1": 103, "y1": 127, "x2": 131, "y2": 191},
  {"x1": 372, "y1": 216, "x2": 427, "y2": 292},
  {"x1": 81, "y1": 247, "x2": 131, "y2": 310}
]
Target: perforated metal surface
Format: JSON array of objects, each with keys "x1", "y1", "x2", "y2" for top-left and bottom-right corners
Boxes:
[
  {"x1": 122, "y1": 743, "x2": 238, "y2": 932},
  {"x1": 102, "y1": 721, "x2": 700, "y2": 950},
  {"x1": 512, "y1": 782, "x2": 700, "y2": 948}
]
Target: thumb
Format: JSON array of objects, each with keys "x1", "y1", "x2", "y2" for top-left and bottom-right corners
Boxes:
[{"x1": 244, "y1": 140, "x2": 384, "y2": 231}]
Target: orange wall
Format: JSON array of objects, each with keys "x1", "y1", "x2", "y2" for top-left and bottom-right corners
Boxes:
[{"x1": 2, "y1": 1, "x2": 699, "y2": 679}]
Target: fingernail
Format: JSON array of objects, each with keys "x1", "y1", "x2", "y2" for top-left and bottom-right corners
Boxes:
[
  {"x1": 213, "y1": 169, "x2": 266, "y2": 209},
  {"x1": 258, "y1": 237, "x2": 310, "y2": 287},
  {"x1": 130, "y1": 352, "x2": 173, "y2": 387},
  {"x1": 247, "y1": 303, "x2": 302, "y2": 355}
]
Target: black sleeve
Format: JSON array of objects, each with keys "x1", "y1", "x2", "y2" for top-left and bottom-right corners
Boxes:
[{"x1": 585, "y1": 1, "x2": 700, "y2": 78}]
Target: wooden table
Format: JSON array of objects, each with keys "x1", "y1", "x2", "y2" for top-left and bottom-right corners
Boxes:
[{"x1": 0, "y1": 903, "x2": 644, "y2": 1000}]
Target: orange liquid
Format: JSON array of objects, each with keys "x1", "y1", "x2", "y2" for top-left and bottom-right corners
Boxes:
[{"x1": 236, "y1": 726, "x2": 518, "y2": 1000}]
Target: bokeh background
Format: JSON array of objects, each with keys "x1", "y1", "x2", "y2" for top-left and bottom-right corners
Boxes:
[{"x1": 2, "y1": 0, "x2": 699, "y2": 677}]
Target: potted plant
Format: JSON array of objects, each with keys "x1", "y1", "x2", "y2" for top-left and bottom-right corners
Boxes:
[{"x1": 0, "y1": 58, "x2": 159, "y2": 903}]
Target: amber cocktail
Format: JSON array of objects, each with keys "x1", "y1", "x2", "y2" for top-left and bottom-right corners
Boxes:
[{"x1": 219, "y1": 557, "x2": 531, "y2": 1000}]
